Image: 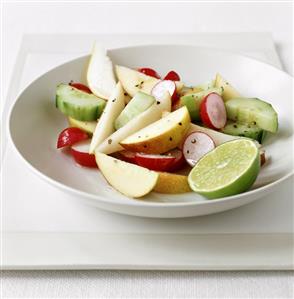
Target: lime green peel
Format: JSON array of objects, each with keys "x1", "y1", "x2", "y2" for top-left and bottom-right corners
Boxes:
[{"x1": 188, "y1": 139, "x2": 260, "y2": 199}]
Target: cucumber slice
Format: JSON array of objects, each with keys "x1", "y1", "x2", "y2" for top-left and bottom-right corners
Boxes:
[
  {"x1": 180, "y1": 87, "x2": 223, "y2": 121},
  {"x1": 56, "y1": 84, "x2": 106, "y2": 121},
  {"x1": 225, "y1": 97, "x2": 278, "y2": 133},
  {"x1": 221, "y1": 121, "x2": 267, "y2": 143},
  {"x1": 114, "y1": 91, "x2": 155, "y2": 130}
]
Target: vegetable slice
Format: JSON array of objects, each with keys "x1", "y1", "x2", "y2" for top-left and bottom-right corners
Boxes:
[
  {"x1": 200, "y1": 92, "x2": 227, "y2": 129},
  {"x1": 183, "y1": 131, "x2": 215, "y2": 167},
  {"x1": 71, "y1": 140, "x2": 97, "y2": 168},
  {"x1": 57, "y1": 127, "x2": 88, "y2": 149}
]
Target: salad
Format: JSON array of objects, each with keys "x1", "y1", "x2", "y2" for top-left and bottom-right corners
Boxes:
[{"x1": 55, "y1": 43, "x2": 278, "y2": 199}]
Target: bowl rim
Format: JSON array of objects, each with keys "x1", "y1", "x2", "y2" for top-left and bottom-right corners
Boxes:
[{"x1": 7, "y1": 44, "x2": 294, "y2": 209}]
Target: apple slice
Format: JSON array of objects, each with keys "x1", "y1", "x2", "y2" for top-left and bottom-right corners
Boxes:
[
  {"x1": 87, "y1": 43, "x2": 116, "y2": 99},
  {"x1": 95, "y1": 92, "x2": 171, "y2": 154},
  {"x1": 95, "y1": 152, "x2": 158, "y2": 198},
  {"x1": 120, "y1": 106, "x2": 191, "y2": 154},
  {"x1": 89, "y1": 82, "x2": 125, "y2": 154},
  {"x1": 116, "y1": 65, "x2": 183, "y2": 97}
]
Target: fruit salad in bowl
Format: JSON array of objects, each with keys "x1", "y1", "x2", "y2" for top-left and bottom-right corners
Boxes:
[{"x1": 55, "y1": 42, "x2": 278, "y2": 200}]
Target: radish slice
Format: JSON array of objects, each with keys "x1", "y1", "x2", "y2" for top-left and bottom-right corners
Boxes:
[
  {"x1": 71, "y1": 140, "x2": 97, "y2": 168},
  {"x1": 57, "y1": 127, "x2": 88, "y2": 149},
  {"x1": 151, "y1": 80, "x2": 177, "y2": 101},
  {"x1": 164, "y1": 71, "x2": 180, "y2": 81},
  {"x1": 166, "y1": 149, "x2": 186, "y2": 171},
  {"x1": 135, "y1": 153, "x2": 176, "y2": 172},
  {"x1": 183, "y1": 131, "x2": 215, "y2": 167},
  {"x1": 138, "y1": 68, "x2": 160, "y2": 79},
  {"x1": 117, "y1": 150, "x2": 137, "y2": 164},
  {"x1": 200, "y1": 92, "x2": 227, "y2": 129}
]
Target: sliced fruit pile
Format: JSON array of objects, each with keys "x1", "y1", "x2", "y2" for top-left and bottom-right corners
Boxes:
[{"x1": 55, "y1": 42, "x2": 278, "y2": 199}]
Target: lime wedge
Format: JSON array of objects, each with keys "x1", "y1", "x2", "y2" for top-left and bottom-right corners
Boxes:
[{"x1": 188, "y1": 139, "x2": 260, "y2": 199}]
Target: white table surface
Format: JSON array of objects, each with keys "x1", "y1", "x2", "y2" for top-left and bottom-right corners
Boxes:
[{"x1": 2, "y1": 2, "x2": 293, "y2": 298}]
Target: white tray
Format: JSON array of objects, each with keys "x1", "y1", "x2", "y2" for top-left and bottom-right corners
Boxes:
[{"x1": 2, "y1": 33, "x2": 293, "y2": 270}]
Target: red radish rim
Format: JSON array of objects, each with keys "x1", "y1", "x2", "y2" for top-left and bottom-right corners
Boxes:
[
  {"x1": 151, "y1": 80, "x2": 176, "y2": 99},
  {"x1": 183, "y1": 131, "x2": 216, "y2": 148},
  {"x1": 201, "y1": 92, "x2": 227, "y2": 129},
  {"x1": 136, "y1": 153, "x2": 176, "y2": 160},
  {"x1": 183, "y1": 131, "x2": 216, "y2": 166}
]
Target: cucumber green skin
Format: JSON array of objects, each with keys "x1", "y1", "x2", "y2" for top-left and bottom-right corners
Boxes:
[
  {"x1": 114, "y1": 92, "x2": 155, "y2": 130},
  {"x1": 56, "y1": 84, "x2": 106, "y2": 121},
  {"x1": 221, "y1": 121, "x2": 267, "y2": 143},
  {"x1": 189, "y1": 148, "x2": 260, "y2": 199},
  {"x1": 225, "y1": 97, "x2": 278, "y2": 133},
  {"x1": 180, "y1": 87, "x2": 223, "y2": 121}
]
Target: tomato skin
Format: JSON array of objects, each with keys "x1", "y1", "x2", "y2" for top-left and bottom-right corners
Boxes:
[
  {"x1": 71, "y1": 148, "x2": 97, "y2": 168},
  {"x1": 164, "y1": 71, "x2": 180, "y2": 81},
  {"x1": 69, "y1": 82, "x2": 92, "y2": 94},
  {"x1": 137, "y1": 68, "x2": 161, "y2": 79},
  {"x1": 57, "y1": 127, "x2": 88, "y2": 149}
]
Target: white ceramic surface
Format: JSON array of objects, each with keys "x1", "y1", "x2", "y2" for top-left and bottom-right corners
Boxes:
[{"x1": 8, "y1": 45, "x2": 294, "y2": 218}]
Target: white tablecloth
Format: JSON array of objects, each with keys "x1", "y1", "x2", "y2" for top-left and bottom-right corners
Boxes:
[{"x1": 2, "y1": 2, "x2": 293, "y2": 298}]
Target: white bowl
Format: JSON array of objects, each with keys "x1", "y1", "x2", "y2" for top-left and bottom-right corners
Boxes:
[{"x1": 8, "y1": 45, "x2": 293, "y2": 218}]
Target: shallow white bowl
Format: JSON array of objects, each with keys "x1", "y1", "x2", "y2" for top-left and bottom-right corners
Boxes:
[{"x1": 8, "y1": 45, "x2": 293, "y2": 218}]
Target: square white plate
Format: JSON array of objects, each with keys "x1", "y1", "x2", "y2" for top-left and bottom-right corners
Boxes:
[{"x1": 2, "y1": 33, "x2": 293, "y2": 270}]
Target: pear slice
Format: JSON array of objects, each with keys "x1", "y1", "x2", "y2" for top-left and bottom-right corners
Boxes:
[
  {"x1": 95, "y1": 153, "x2": 158, "y2": 198},
  {"x1": 68, "y1": 117, "x2": 97, "y2": 135},
  {"x1": 120, "y1": 106, "x2": 191, "y2": 154},
  {"x1": 114, "y1": 91, "x2": 155, "y2": 130},
  {"x1": 116, "y1": 65, "x2": 184, "y2": 97},
  {"x1": 87, "y1": 43, "x2": 116, "y2": 99},
  {"x1": 95, "y1": 93, "x2": 171, "y2": 154},
  {"x1": 154, "y1": 172, "x2": 191, "y2": 194},
  {"x1": 214, "y1": 73, "x2": 241, "y2": 101},
  {"x1": 89, "y1": 82, "x2": 125, "y2": 153}
]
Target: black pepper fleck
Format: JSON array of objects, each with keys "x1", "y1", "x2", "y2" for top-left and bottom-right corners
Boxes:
[
  {"x1": 169, "y1": 137, "x2": 173, "y2": 141},
  {"x1": 143, "y1": 145, "x2": 147, "y2": 148},
  {"x1": 233, "y1": 124, "x2": 238, "y2": 128},
  {"x1": 191, "y1": 139, "x2": 196, "y2": 144},
  {"x1": 124, "y1": 92, "x2": 128, "y2": 96},
  {"x1": 187, "y1": 150, "x2": 190, "y2": 154},
  {"x1": 112, "y1": 98, "x2": 116, "y2": 102},
  {"x1": 178, "y1": 122, "x2": 182, "y2": 126},
  {"x1": 156, "y1": 101, "x2": 160, "y2": 105},
  {"x1": 108, "y1": 139, "x2": 112, "y2": 144}
]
